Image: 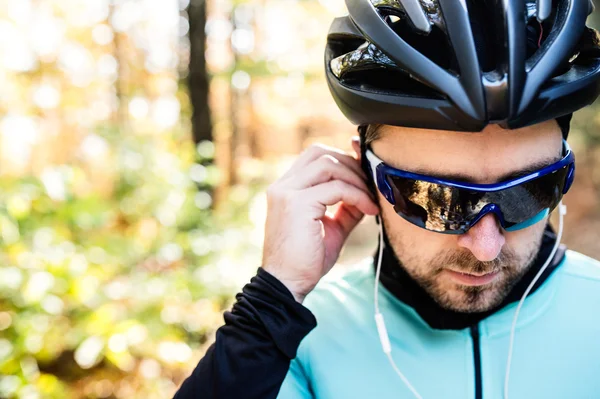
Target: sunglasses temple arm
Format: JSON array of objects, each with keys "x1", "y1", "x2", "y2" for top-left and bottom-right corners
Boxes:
[{"x1": 365, "y1": 150, "x2": 383, "y2": 186}]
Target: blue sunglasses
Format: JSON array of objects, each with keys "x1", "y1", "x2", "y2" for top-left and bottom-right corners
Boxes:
[{"x1": 366, "y1": 141, "x2": 575, "y2": 234}]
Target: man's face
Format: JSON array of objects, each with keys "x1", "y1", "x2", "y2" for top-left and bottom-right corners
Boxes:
[{"x1": 368, "y1": 121, "x2": 563, "y2": 313}]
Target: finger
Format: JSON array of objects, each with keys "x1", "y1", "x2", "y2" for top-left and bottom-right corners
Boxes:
[
  {"x1": 332, "y1": 203, "x2": 365, "y2": 238},
  {"x1": 279, "y1": 154, "x2": 370, "y2": 192},
  {"x1": 322, "y1": 204, "x2": 366, "y2": 248},
  {"x1": 302, "y1": 180, "x2": 379, "y2": 219},
  {"x1": 282, "y1": 144, "x2": 365, "y2": 181},
  {"x1": 320, "y1": 205, "x2": 366, "y2": 269}
]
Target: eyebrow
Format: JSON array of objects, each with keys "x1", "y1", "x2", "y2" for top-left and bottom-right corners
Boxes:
[{"x1": 410, "y1": 157, "x2": 562, "y2": 184}]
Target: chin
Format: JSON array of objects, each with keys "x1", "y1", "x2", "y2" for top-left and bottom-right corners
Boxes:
[
  {"x1": 432, "y1": 284, "x2": 508, "y2": 313},
  {"x1": 442, "y1": 296, "x2": 500, "y2": 313}
]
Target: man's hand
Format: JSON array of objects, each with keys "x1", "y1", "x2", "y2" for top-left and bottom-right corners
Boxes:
[{"x1": 262, "y1": 144, "x2": 379, "y2": 303}]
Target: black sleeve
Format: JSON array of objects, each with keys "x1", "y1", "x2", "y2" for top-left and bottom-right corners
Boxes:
[{"x1": 173, "y1": 267, "x2": 317, "y2": 399}]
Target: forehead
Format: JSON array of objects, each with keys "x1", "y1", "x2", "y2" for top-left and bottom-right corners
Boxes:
[{"x1": 370, "y1": 121, "x2": 563, "y2": 185}]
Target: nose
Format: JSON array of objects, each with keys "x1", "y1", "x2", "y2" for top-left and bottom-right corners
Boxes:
[{"x1": 457, "y1": 213, "x2": 506, "y2": 261}]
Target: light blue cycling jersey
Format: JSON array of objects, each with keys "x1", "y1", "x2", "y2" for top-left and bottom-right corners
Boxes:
[{"x1": 277, "y1": 250, "x2": 600, "y2": 399}]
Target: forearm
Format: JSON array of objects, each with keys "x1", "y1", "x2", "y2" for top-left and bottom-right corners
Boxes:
[{"x1": 173, "y1": 268, "x2": 317, "y2": 399}]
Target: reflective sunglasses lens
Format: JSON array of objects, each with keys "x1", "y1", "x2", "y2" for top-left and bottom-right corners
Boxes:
[
  {"x1": 496, "y1": 166, "x2": 568, "y2": 231},
  {"x1": 386, "y1": 176, "x2": 477, "y2": 233}
]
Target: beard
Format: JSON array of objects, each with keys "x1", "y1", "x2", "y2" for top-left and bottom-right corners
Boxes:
[
  {"x1": 394, "y1": 241, "x2": 542, "y2": 313},
  {"x1": 380, "y1": 202, "x2": 548, "y2": 313}
]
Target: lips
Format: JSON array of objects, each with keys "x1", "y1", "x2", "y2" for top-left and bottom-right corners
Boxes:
[{"x1": 444, "y1": 269, "x2": 500, "y2": 286}]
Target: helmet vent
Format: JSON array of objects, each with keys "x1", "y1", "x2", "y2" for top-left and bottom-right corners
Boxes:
[
  {"x1": 385, "y1": 15, "x2": 459, "y2": 74},
  {"x1": 343, "y1": 67, "x2": 445, "y2": 99}
]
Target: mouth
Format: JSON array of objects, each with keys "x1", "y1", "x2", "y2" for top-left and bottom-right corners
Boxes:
[{"x1": 444, "y1": 269, "x2": 501, "y2": 286}]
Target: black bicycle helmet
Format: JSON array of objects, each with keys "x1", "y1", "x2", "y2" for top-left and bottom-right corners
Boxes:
[{"x1": 325, "y1": 0, "x2": 600, "y2": 132}]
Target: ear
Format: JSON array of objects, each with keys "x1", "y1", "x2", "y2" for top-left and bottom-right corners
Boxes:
[{"x1": 351, "y1": 136, "x2": 361, "y2": 160}]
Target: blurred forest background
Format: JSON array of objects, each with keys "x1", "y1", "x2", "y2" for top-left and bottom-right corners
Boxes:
[{"x1": 0, "y1": 0, "x2": 599, "y2": 398}]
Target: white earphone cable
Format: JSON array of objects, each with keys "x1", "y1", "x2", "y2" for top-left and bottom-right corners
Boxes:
[
  {"x1": 503, "y1": 202, "x2": 566, "y2": 399},
  {"x1": 374, "y1": 222, "x2": 423, "y2": 399}
]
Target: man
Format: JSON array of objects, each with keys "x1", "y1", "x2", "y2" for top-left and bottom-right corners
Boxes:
[{"x1": 174, "y1": 0, "x2": 600, "y2": 398}]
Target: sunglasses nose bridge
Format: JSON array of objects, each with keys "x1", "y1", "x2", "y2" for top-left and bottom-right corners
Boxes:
[{"x1": 470, "y1": 203, "x2": 506, "y2": 228}]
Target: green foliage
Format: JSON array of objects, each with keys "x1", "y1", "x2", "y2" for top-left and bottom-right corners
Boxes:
[{"x1": 0, "y1": 127, "x2": 261, "y2": 399}]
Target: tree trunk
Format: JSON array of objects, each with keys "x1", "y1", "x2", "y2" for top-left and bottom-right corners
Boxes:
[
  {"x1": 187, "y1": 0, "x2": 213, "y2": 145},
  {"x1": 110, "y1": 3, "x2": 129, "y2": 129}
]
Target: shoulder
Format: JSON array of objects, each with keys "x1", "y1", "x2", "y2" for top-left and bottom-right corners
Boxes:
[
  {"x1": 295, "y1": 259, "x2": 377, "y2": 346},
  {"x1": 559, "y1": 250, "x2": 600, "y2": 282},
  {"x1": 302, "y1": 258, "x2": 375, "y2": 315},
  {"x1": 287, "y1": 260, "x2": 379, "y2": 383},
  {"x1": 553, "y1": 250, "x2": 600, "y2": 305}
]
